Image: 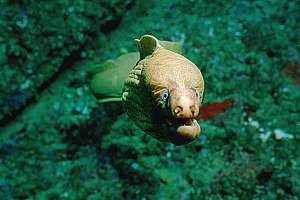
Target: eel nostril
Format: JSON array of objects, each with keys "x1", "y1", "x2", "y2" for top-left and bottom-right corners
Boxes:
[
  {"x1": 190, "y1": 105, "x2": 195, "y2": 115},
  {"x1": 174, "y1": 106, "x2": 183, "y2": 115}
]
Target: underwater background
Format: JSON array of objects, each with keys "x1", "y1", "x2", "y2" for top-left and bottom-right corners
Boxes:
[{"x1": 0, "y1": 0, "x2": 300, "y2": 199}]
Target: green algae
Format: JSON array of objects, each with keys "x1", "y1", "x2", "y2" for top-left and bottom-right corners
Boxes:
[
  {"x1": 0, "y1": 0, "x2": 132, "y2": 122},
  {"x1": 0, "y1": 0, "x2": 300, "y2": 199}
]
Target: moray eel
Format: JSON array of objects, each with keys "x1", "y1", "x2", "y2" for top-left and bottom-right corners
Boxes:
[{"x1": 90, "y1": 35, "x2": 204, "y2": 145}]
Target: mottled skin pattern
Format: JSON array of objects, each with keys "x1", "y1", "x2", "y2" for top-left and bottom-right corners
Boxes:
[{"x1": 122, "y1": 35, "x2": 204, "y2": 145}]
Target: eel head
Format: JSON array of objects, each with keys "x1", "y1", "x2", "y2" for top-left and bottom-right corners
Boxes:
[{"x1": 152, "y1": 83, "x2": 203, "y2": 145}]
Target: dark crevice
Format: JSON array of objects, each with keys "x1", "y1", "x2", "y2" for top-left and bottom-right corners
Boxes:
[
  {"x1": 0, "y1": 46, "x2": 84, "y2": 127},
  {"x1": 257, "y1": 166, "x2": 273, "y2": 184},
  {"x1": 100, "y1": 18, "x2": 122, "y2": 34},
  {"x1": 0, "y1": 10, "x2": 131, "y2": 128}
]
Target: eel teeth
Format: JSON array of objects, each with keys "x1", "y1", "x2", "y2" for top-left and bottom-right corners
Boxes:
[
  {"x1": 166, "y1": 118, "x2": 195, "y2": 127},
  {"x1": 175, "y1": 118, "x2": 193, "y2": 126}
]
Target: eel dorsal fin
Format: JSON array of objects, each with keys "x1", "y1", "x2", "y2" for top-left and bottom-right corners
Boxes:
[
  {"x1": 89, "y1": 35, "x2": 183, "y2": 104},
  {"x1": 135, "y1": 35, "x2": 161, "y2": 60}
]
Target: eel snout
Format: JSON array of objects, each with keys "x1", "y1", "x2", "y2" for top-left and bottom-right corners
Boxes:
[
  {"x1": 172, "y1": 96, "x2": 199, "y2": 119},
  {"x1": 168, "y1": 88, "x2": 201, "y2": 145}
]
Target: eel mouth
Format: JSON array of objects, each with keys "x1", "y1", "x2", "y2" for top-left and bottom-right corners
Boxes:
[
  {"x1": 166, "y1": 117, "x2": 195, "y2": 126},
  {"x1": 166, "y1": 117, "x2": 201, "y2": 145},
  {"x1": 173, "y1": 118, "x2": 194, "y2": 126}
]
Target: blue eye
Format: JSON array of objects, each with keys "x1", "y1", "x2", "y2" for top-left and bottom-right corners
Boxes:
[{"x1": 161, "y1": 89, "x2": 169, "y2": 102}]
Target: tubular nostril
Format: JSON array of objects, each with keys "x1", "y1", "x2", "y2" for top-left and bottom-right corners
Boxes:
[
  {"x1": 174, "y1": 106, "x2": 183, "y2": 116},
  {"x1": 190, "y1": 105, "x2": 195, "y2": 115}
]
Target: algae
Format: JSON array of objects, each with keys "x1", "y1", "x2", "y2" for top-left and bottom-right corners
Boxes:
[
  {"x1": 0, "y1": 0, "x2": 300, "y2": 199},
  {"x1": 0, "y1": 0, "x2": 132, "y2": 122}
]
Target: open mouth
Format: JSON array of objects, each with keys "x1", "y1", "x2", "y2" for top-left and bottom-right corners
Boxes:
[
  {"x1": 174, "y1": 118, "x2": 194, "y2": 126},
  {"x1": 165, "y1": 117, "x2": 200, "y2": 144},
  {"x1": 166, "y1": 118, "x2": 196, "y2": 127}
]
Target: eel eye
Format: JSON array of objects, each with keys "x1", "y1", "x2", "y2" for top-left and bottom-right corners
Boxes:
[
  {"x1": 161, "y1": 89, "x2": 169, "y2": 102},
  {"x1": 195, "y1": 90, "x2": 202, "y2": 99}
]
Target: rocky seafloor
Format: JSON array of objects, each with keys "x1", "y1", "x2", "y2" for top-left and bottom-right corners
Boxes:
[{"x1": 0, "y1": 0, "x2": 300, "y2": 199}]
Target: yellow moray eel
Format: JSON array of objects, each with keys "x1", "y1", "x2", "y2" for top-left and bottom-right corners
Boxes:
[{"x1": 90, "y1": 35, "x2": 204, "y2": 145}]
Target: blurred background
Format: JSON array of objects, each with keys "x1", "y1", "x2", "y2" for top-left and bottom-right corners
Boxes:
[{"x1": 0, "y1": 0, "x2": 299, "y2": 199}]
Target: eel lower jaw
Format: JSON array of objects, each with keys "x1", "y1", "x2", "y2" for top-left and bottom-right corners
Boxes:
[
  {"x1": 176, "y1": 119, "x2": 200, "y2": 140},
  {"x1": 166, "y1": 118, "x2": 201, "y2": 142}
]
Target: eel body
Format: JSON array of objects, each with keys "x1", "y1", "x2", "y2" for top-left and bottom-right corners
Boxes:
[{"x1": 90, "y1": 35, "x2": 204, "y2": 145}]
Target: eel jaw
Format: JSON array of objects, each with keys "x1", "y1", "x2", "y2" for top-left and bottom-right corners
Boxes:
[{"x1": 166, "y1": 118, "x2": 201, "y2": 145}]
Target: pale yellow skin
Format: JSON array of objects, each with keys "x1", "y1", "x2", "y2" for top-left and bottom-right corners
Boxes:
[
  {"x1": 89, "y1": 40, "x2": 182, "y2": 103},
  {"x1": 90, "y1": 35, "x2": 204, "y2": 145},
  {"x1": 122, "y1": 35, "x2": 204, "y2": 145}
]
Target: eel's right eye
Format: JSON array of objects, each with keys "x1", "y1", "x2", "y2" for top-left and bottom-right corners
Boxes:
[{"x1": 161, "y1": 89, "x2": 169, "y2": 102}]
